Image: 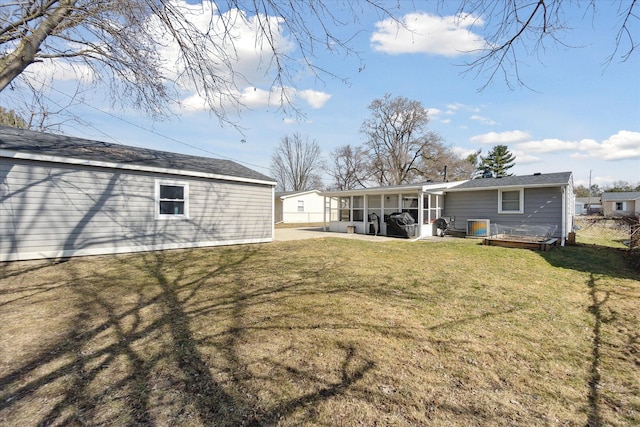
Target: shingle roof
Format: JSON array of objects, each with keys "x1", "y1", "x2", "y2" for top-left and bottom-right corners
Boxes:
[
  {"x1": 602, "y1": 191, "x2": 640, "y2": 201},
  {"x1": 0, "y1": 125, "x2": 275, "y2": 184},
  {"x1": 445, "y1": 171, "x2": 572, "y2": 191}
]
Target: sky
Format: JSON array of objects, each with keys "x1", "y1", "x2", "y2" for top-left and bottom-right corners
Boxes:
[{"x1": 11, "y1": 0, "x2": 640, "y2": 189}]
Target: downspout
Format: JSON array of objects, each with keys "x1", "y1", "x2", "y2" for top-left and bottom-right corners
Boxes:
[
  {"x1": 323, "y1": 196, "x2": 327, "y2": 231},
  {"x1": 561, "y1": 186, "x2": 566, "y2": 246},
  {"x1": 418, "y1": 190, "x2": 424, "y2": 238},
  {"x1": 272, "y1": 186, "x2": 276, "y2": 241}
]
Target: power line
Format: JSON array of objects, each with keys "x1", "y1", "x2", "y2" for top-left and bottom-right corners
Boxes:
[{"x1": 26, "y1": 78, "x2": 271, "y2": 172}]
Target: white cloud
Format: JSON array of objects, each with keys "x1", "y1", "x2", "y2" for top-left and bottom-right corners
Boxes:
[
  {"x1": 149, "y1": 1, "x2": 293, "y2": 88},
  {"x1": 180, "y1": 86, "x2": 276, "y2": 112},
  {"x1": 181, "y1": 85, "x2": 330, "y2": 112},
  {"x1": 510, "y1": 150, "x2": 541, "y2": 164},
  {"x1": 517, "y1": 138, "x2": 584, "y2": 153},
  {"x1": 298, "y1": 89, "x2": 331, "y2": 108},
  {"x1": 22, "y1": 58, "x2": 96, "y2": 89},
  {"x1": 515, "y1": 131, "x2": 640, "y2": 161},
  {"x1": 24, "y1": 0, "x2": 335, "y2": 115},
  {"x1": 371, "y1": 12, "x2": 486, "y2": 56},
  {"x1": 451, "y1": 146, "x2": 477, "y2": 158},
  {"x1": 470, "y1": 130, "x2": 531, "y2": 145},
  {"x1": 594, "y1": 130, "x2": 640, "y2": 160},
  {"x1": 470, "y1": 115, "x2": 496, "y2": 125}
]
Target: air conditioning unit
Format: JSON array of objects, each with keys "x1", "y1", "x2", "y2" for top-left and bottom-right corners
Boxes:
[{"x1": 467, "y1": 219, "x2": 490, "y2": 237}]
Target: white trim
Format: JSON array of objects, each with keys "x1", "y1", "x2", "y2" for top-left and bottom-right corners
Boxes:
[
  {"x1": 1, "y1": 149, "x2": 277, "y2": 186},
  {"x1": 498, "y1": 187, "x2": 524, "y2": 214},
  {"x1": 0, "y1": 237, "x2": 272, "y2": 262},
  {"x1": 446, "y1": 182, "x2": 569, "y2": 192},
  {"x1": 155, "y1": 179, "x2": 190, "y2": 220},
  {"x1": 320, "y1": 181, "x2": 465, "y2": 197},
  {"x1": 561, "y1": 186, "x2": 566, "y2": 246},
  {"x1": 278, "y1": 190, "x2": 321, "y2": 199}
]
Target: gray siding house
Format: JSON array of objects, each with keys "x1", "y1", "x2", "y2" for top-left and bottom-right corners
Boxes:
[
  {"x1": 443, "y1": 172, "x2": 574, "y2": 243},
  {"x1": 0, "y1": 126, "x2": 276, "y2": 261}
]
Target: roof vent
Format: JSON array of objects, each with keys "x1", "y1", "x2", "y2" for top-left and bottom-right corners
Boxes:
[{"x1": 533, "y1": 172, "x2": 541, "y2": 176}]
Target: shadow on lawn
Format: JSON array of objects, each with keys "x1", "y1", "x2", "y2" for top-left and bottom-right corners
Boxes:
[
  {"x1": 0, "y1": 248, "x2": 375, "y2": 426},
  {"x1": 586, "y1": 273, "x2": 607, "y2": 427},
  {"x1": 539, "y1": 245, "x2": 640, "y2": 426},
  {"x1": 540, "y1": 244, "x2": 639, "y2": 280}
]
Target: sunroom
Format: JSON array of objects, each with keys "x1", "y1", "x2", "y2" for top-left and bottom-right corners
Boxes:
[{"x1": 321, "y1": 181, "x2": 464, "y2": 238}]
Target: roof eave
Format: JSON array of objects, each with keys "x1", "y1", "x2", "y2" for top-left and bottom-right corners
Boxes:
[
  {"x1": 445, "y1": 181, "x2": 571, "y2": 192},
  {"x1": 1, "y1": 149, "x2": 277, "y2": 186},
  {"x1": 320, "y1": 181, "x2": 466, "y2": 197}
]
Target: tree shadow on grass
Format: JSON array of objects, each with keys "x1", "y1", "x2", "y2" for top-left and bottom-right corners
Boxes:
[
  {"x1": 586, "y1": 272, "x2": 607, "y2": 427},
  {"x1": 0, "y1": 247, "x2": 376, "y2": 426},
  {"x1": 540, "y1": 245, "x2": 639, "y2": 280}
]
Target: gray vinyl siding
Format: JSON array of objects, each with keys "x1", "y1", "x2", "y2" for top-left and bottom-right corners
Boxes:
[
  {"x1": 1, "y1": 159, "x2": 272, "y2": 260},
  {"x1": 443, "y1": 187, "x2": 564, "y2": 237}
]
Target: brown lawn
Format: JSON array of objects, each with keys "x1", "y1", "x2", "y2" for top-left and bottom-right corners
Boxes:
[{"x1": 1, "y1": 238, "x2": 638, "y2": 426}]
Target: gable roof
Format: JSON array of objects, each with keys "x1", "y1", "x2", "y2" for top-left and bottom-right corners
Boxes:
[
  {"x1": 0, "y1": 125, "x2": 275, "y2": 185},
  {"x1": 445, "y1": 171, "x2": 573, "y2": 192},
  {"x1": 602, "y1": 191, "x2": 640, "y2": 201}
]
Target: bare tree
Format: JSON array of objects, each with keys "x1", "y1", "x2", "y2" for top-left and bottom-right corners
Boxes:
[
  {"x1": 0, "y1": 1, "x2": 397, "y2": 127},
  {"x1": 328, "y1": 144, "x2": 371, "y2": 190},
  {"x1": 0, "y1": 106, "x2": 28, "y2": 129},
  {"x1": 270, "y1": 133, "x2": 324, "y2": 192},
  {"x1": 420, "y1": 143, "x2": 477, "y2": 182},
  {"x1": 361, "y1": 94, "x2": 445, "y2": 186},
  {"x1": 453, "y1": 0, "x2": 639, "y2": 89}
]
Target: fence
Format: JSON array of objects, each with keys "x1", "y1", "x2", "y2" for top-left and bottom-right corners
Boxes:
[{"x1": 574, "y1": 216, "x2": 639, "y2": 250}]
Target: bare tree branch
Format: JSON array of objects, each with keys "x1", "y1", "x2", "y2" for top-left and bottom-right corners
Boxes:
[
  {"x1": 0, "y1": 0, "x2": 399, "y2": 129},
  {"x1": 270, "y1": 132, "x2": 324, "y2": 192}
]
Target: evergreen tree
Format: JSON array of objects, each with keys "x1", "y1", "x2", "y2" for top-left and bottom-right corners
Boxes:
[{"x1": 479, "y1": 145, "x2": 516, "y2": 177}]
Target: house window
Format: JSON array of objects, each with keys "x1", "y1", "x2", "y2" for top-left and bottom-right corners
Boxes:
[
  {"x1": 499, "y1": 188, "x2": 523, "y2": 214},
  {"x1": 298, "y1": 200, "x2": 304, "y2": 212},
  {"x1": 339, "y1": 197, "x2": 351, "y2": 221},
  {"x1": 384, "y1": 194, "x2": 398, "y2": 220},
  {"x1": 156, "y1": 180, "x2": 189, "y2": 219},
  {"x1": 352, "y1": 196, "x2": 364, "y2": 221},
  {"x1": 615, "y1": 202, "x2": 625, "y2": 211}
]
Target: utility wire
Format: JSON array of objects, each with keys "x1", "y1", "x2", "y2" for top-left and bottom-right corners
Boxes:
[{"x1": 26, "y1": 78, "x2": 271, "y2": 172}]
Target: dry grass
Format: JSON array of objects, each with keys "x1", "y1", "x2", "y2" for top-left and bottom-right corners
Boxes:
[{"x1": 1, "y1": 238, "x2": 639, "y2": 426}]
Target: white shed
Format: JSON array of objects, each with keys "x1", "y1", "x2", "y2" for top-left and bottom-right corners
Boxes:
[{"x1": 275, "y1": 190, "x2": 324, "y2": 223}]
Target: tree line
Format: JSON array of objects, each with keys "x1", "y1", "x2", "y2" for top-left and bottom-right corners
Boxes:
[
  {"x1": 270, "y1": 94, "x2": 516, "y2": 191},
  {"x1": 575, "y1": 182, "x2": 640, "y2": 197}
]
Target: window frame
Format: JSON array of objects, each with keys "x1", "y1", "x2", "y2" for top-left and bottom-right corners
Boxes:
[
  {"x1": 155, "y1": 179, "x2": 189, "y2": 220},
  {"x1": 352, "y1": 196, "x2": 364, "y2": 222},
  {"x1": 339, "y1": 196, "x2": 351, "y2": 222},
  {"x1": 498, "y1": 188, "x2": 524, "y2": 214},
  {"x1": 297, "y1": 199, "x2": 304, "y2": 212}
]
